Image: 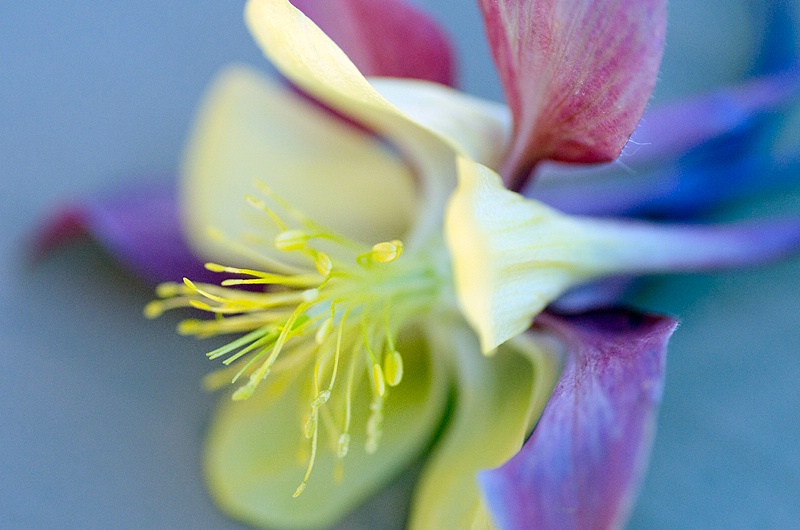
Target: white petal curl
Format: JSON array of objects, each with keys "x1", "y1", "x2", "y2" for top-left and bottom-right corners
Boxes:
[
  {"x1": 446, "y1": 157, "x2": 702, "y2": 353},
  {"x1": 244, "y1": 0, "x2": 511, "y2": 248},
  {"x1": 181, "y1": 65, "x2": 416, "y2": 266}
]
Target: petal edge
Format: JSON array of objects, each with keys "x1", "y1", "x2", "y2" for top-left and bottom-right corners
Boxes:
[
  {"x1": 291, "y1": 0, "x2": 457, "y2": 86},
  {"x1": 479, "y1": 0, "x2": 666, "y2": 188},
  {"x1": 480, "y1": 309, "x2": 677, "y2": 530}
]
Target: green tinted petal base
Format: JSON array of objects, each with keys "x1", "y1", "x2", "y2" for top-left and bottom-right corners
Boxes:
[
  {"x1": 409, "y1": 322, "x2": 561, "y2": 529},
  {"x1": 204, "y1": 330, "x2": 450, "y2": 529}
]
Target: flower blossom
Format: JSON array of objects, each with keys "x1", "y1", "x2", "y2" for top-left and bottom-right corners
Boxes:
[{"x1": 35, "y1": 0, "x2": 800, "y2": 528}]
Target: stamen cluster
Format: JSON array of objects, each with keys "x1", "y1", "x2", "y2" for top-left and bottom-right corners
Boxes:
[{"x1": 146, "y1": 183, "x2": 441, "y2": 495}]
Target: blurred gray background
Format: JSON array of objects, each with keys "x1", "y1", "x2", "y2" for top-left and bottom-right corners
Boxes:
[{"x1": 1, "y1": 1, "x2": 799, "y2": 528}]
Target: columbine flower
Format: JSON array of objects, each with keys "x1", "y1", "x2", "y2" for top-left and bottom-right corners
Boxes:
[{"x1": 36, "y1": 0, "x2": 800, "y2": 528}]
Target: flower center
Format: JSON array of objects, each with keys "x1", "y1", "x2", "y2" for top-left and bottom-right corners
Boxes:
[{"x1": 146, "y1": 182, "x2": 447, "y2": 495}]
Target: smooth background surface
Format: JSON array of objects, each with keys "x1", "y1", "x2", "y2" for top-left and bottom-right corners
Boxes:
[{"x1": 2, "y1": 1, "x2": 799, "y2": 528}]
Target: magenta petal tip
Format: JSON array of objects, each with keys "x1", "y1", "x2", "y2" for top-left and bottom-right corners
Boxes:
[
  {"x1": 479, "y1": 0, "x2": 667, "y2": 189},
  {"x1": 32, "y1": 182, "x2": 211, "y2": 286},
  {"x1": 291, "y1": 0, "x2": 457, "y2": 87}
]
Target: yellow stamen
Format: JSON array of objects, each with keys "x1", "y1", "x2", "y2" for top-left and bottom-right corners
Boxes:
[
  {"x1": 207, "y1": 227, "x2": 306, "y2": 275},
  {"x1": 372, "y1": 363, "x2": 386, "y2": 397},
  {"x1": 336, "y1": 433, "x2": 350, "y2": 458},
  {"x1": 178, "y1": 312, "x2": 291, "y2": 337},
  {"x1": 314, "y1": 315, "x2": 333, "y2": 345},
  {"x1": 371, "y1": 239, "x2": 404, "y2": 263},
  {"x1": 155, "y1": 282, "x2": 183, "y2": 298},
  {"x1": 143, "y1": 297, "x2": 190, "y2": 319},
  {"x1": 384, "y1": 350, "x2": 404, "y2": 387},
  {"x1": 365, "y1": 396, "x2": 384, "y2": 455},
  {"x1": 294, "y1": 409, "x2": 319, "y2": 498},
  {"x1": 313, "y1": 251, "x2": 332, "y2": 277},
  {"x1": 147, "y1": 184, "x2": 445, "y2": 496},
  {"x1": 274, "y1": 229, "x2": 310, "y2": 251},
  {"x1": 245, "y1": 194, "x2": 288, "y2": 231}
]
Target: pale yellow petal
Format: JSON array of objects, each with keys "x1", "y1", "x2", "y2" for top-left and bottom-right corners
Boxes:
[
  {"x1": 243, "y1": 0, "x2": 456, "y2": 155},
  {"x1": 368, "y1": 78, "x2": 511, "y2": 170},
  {"x1": 181, "y1": 65, "x2": 416, "y2": 265},
  {"x1": 409, "y1": 324, "x2": 561, "y2": 529},
  {"x1": 243, "y1": 0, "x2": 509, "y2": 246},
  {"x1": 446, "y1": 157, "x2": 684, "y2": 353},
  {"x1": 204, "y1": 331, "x2": 450, "y2": 529}
]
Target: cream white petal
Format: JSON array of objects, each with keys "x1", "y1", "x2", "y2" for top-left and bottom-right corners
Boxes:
[
  {"x1": 205, "y1": 331, "x2": 450, "y2": 529},
  {"x1": 181, "y1": 65, "x2": 416, "y2": 266},
  {"x1": 409, "y1": 324, "x2": 561, "y2": 529},
  {"x1": 446, "y1": 157, "x2": 710, "y2": 353},
  {"x1": 243, "y1": 0, "x2": 511, "y2": 247},
  {"x1": 369, "y1": 78, "x2": 511, "y2": 170}
]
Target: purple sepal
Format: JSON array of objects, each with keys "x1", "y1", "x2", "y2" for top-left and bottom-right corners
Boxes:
[
  {"x1": 671, "y1": 217, "x2": 800, "y2": 270},
  {"x1": 613, "y1": 150, "x2": 800, "y2": 220},
  {"x1": 530, "y1": 70, "x2": 800, "y2": 218},
  {"x1": 480, "y1": 309, "x2": 677, "y2": 530},
  {"x1": 752, "y1": 0, "x2": 798, "y2": 76},
  {"x1": 32, "y1": 180, "x2": 211, "y2": 286},
  {"x1": 625, "y1": 69, "x2": 800, "y2": 168},
  {"x1": 533, "y1": 146, "x2": 800, "y2": 219}
]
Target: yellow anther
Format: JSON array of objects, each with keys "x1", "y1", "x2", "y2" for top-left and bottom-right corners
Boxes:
[
  {"x1": 372, "y1": 364, "x2": 386, "y2": 397},
  {"x1": 337, "y1": 433, "x2": 350, "y2": 458},
  {"x1": 275, "y1": 229, "x2": 309, "y2": 251},
  {"x1": 312, "y1": 390, "x2": 331, "y2": 408},
  {"x1": 177, "y1": 319, "x2": 203, "y2": 335},
  {"x1": 232, "y1": 385, "x2": 255, "y2": 401},
  {"x1": 204, "y1": 262, "x2": 227, "y2": 273},
  {"x1": 245, "y1": 194, "x2": 265, "y2": 209},
  {"x1": 189, "y1": 300, "x2": 214, "y2": 311},
  {"x1": 314, "y1": 252, "x2": 333, "y2": 276},
  {"x1": 293, "y1": 483, "x2": 307, "y2": 498},
  {"x1": 383, "y1": 350, "x2": 404, "y2": 387},
  {"x1": 371, "y1": 240, "x2": 404, "y2": 263},
  {"x1": 295, "y1": 407, "x2": 320, "y2": 498},
  {"x1": 143, "y1": 301, "x2": 165, "y2": 319},
  {"x1": 232, "y1": 374, "x2": 259, "y2": 401},
  {"x1": 155, "y1": 282, "x2": 182, "y2": 298}
]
